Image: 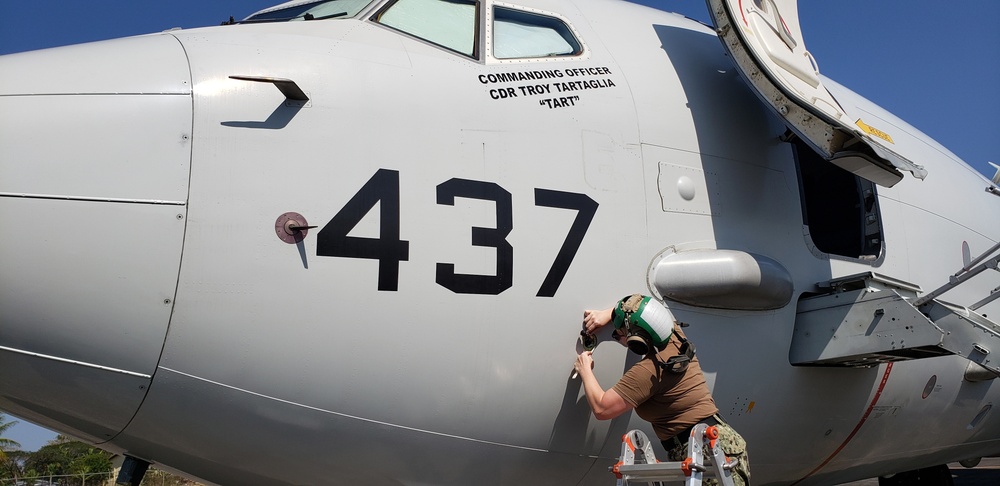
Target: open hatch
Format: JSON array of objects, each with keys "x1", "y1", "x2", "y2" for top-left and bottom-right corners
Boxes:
[{"x1": 705, "y1": 0, "x2": 927, "y2": 187}]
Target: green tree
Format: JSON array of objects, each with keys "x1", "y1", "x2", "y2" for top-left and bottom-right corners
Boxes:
[
  {"x1": 23, "y1": 439, "x2": 112, "y2": 485},
  {"x1": 141, "y1": 468, "x2": 202, "y2": 486},
  {"x1": 68, "y1": 447, "x2": 112, "y2": 485},
  {"x1": 0, "y1": 450, "x2": 28, "y2": 485},
  {"x1": 0, "y1": 414, "x2": 23, "y2": 485},
  {"x1": 22, "y1": 441, "x2": 70, "y2": 478},
  {"x1": 0, "y1": 414, "x2": 21, "y2": 456}
]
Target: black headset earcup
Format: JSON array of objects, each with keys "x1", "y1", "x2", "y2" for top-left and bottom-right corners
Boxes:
[{"x1": 626, "y1": 335, "x2": 649, "y2": 356}]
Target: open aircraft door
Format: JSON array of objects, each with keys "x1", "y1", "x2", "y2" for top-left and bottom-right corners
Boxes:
[{"x1": 706, "y1": 0, "x2": 927, "y2": 187}]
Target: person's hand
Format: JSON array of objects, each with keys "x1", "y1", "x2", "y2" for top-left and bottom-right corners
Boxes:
[
  {"x1": 582, "y1": 308, "x2": 613, "y2": 334},
  {"x1": 574, "y1": 351, "x2": 595, "y2": 377}
]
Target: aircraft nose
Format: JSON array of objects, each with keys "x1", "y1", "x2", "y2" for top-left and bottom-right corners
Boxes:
[{"x1": 0, "y1": 34, "x2": 192, "y2": 443}]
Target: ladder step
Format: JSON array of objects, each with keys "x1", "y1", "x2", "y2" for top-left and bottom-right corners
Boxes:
[
  {"x1": 612, "y1": 426, "x2": 736, "y2": 486},
  {"x1": 924, "y1": 300, "x2": 1000, "y2": 375},
  {"x1": 791, "y1": 288, "x2": 950, "y2": 366},
  {"x1": 790, "y1": 272, "x2": 1000, "y2": 375},
  {"x1": 616, "y1": 462, "x2": 725, "y2": 481}
]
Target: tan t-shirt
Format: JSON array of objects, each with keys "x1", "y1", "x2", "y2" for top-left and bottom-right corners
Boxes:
[{"x1": 611, "y1": 327, "x2": 719, "y2": 441}]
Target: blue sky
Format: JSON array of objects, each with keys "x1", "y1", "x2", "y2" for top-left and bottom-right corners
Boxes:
[{"x1": 0, "y1": 0, "x2": 997, "y2": 451}]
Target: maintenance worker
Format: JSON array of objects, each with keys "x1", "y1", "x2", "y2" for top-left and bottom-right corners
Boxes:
[{"x1": 574, "y1": 294, "x2": 750, "y2": 485}]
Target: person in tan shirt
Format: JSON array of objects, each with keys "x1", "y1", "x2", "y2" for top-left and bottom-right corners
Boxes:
[{"x1": 574, "y1": 294, "x2": 750, "y2": 485}]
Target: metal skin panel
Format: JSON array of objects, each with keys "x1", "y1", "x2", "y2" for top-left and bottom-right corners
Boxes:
[
  {"x1": 148, "y1": 14, "x2": 642, "y2": 456},
  {"x1": 0, "y1": 95, "x2": 192, "y2": 202},
  {"x1": 114, "y1": 368, "x2": 600, "y2": 485},
  {"x1": 0, "y1": 34, "x2": 191, "y2": 445},
  {"x1": 590, "y1": 5, "x2": 779, "y2": 163},
  {"x1": 1, "y1": 1, "x2": 999, "y2": 485},
  {"x1": 0, "y1": 197, "x2": 184, "y2": 444},
  {"x1": 0, "y1": 198, "x2": 184, "y2": 373},
  {"x1": 0, "y1": 350, "x2": 151, "y2": 443},
  {"x1": 0, "y1": 34, "x2": 190, "y2": 95}
]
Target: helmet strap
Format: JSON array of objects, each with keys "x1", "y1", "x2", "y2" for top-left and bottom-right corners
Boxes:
[{"x1": 655, "y1": 327, "x2": 696, "y2": 374}]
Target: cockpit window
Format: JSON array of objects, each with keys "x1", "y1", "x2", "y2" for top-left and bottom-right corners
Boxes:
[
  {"x1": 374, "y1": 0, "x2": 479, "y2": 58},
  {"x1": 242, "y1": 0, "x2": 374, "y2": 23},
  {"x1": 492, "y1": 7, "x2": 581, "y2": 59}
]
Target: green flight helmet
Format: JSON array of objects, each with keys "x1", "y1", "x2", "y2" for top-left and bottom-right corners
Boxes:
[{"x1": 611, "y1": 294, "x2": 676, "y2": 356}]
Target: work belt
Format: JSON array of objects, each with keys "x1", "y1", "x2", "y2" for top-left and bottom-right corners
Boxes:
[{"x1": 662, "y1": 414, "x2": 722, "y2": 450}]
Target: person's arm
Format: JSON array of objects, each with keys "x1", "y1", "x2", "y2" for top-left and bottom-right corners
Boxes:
[{"x1": 574, "y1": 351, "x2": 632, "y2": 420}]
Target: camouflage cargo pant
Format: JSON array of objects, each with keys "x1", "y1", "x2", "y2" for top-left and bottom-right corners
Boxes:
[{"x1": 665, "y1": 420, "x2": 750, "y2": 486}]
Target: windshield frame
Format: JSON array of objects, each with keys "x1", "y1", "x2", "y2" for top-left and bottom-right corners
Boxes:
[{"x1": 242, "y1": 0, "x2": 376, "y2": 23}]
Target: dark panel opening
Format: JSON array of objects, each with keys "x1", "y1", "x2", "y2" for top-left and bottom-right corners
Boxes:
[{"x1": 793, "y1": 139, "x2": 883, "y2": 260}]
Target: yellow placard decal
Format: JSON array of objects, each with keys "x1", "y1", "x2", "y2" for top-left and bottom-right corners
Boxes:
[{"x1": 856, "y1": 119, "x2": 895, "y2": 144}]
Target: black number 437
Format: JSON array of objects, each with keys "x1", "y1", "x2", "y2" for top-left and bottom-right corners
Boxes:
[{"x1": 316, "y1": 169, "x2": 598, "y2": 297}]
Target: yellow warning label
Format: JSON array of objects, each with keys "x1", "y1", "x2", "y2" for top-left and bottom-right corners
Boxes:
[{"x1": 856, "y1": 119, "x2": 895, "y2": 144}]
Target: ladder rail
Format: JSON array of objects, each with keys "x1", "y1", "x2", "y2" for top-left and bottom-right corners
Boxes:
[
  {"x1": 970, "y1": 285, "x2": 1000, "y2": 311},
  {"x1": 960, "y1": 241, "x2": 1000, "y2": 277},
  {"x1": 913, "y1": 250, "x2": 1000, "y2": 307}
]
